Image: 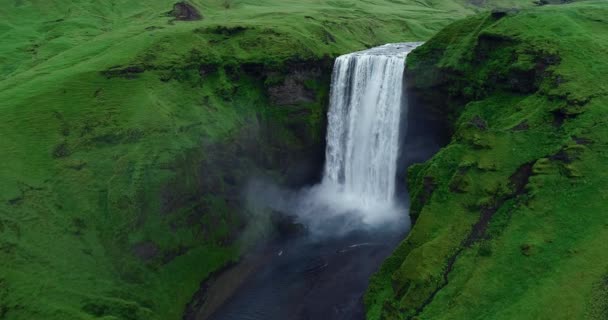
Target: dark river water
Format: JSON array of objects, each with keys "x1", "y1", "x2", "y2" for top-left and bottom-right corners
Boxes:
[{"x1": 208, "y1": 228, "x2": 404, "y2": 320}]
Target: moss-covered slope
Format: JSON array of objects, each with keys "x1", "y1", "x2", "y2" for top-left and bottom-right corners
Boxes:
[{"x1": 367, "y1": 1, "x2": 608, "y2": 319}]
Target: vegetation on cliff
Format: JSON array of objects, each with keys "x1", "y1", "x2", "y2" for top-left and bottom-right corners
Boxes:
[
  {"x1": 366, "y1": 1, "x2": 608, "y2": 319},
  {"x1": 0, "y1": 0, "x2": 540, "y2": 319}
]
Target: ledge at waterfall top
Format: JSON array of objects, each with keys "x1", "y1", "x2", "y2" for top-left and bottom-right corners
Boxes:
[{"x1": 366, "y1": 1, "x2": 608, "y2": 320}]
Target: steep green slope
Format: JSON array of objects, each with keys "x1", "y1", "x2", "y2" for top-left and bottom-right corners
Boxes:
[
  {"x1": 367, "y1": 1, "x2": 608, "y2": 319},
  {"x1": 2, "y1": 0, "x2": 547, "y2": 319}
]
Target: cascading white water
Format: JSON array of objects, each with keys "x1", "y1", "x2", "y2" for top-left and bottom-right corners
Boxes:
[
  {"x1": 248, "y1": 43, "x2": 423, "y2": 235},
  {"x1": 322, "y1": 42, "x2": 422, "y2": 209}
]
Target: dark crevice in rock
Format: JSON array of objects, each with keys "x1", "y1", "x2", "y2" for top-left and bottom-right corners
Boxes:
[
  {"x1": 465, "y1": 161, "x2": 534, "y2": 246},
  {"x1": 198, "y1": 64, "x2": 218, "y2": 77},
  {"x1": 552, "y1": 108, "x2": 569, "y2": 126},
  {"x1": 145, "y1": 26, "x2": 164, "y2": 31},
  {"x1": 7, "y1": 196, "x2": 23, "y2": 206},
  {"x1": 534, "y1": 0, "x2": 574, "y2": 5},
  {"x1": 551, "y1": 106, "x2": 584, "y2": 127},
  {"x1": 550, "y1": 149, "x2": 573, "y2": 163},
  {"x1": 511, "y1": 120, "x2": 530, "y2": 131},
  {"x1": 510, "y1": 161, "x2": 535, "y2": 196},
  {"x1": 408, "y1": 242, "x2": 463, "y2": 320},
  {"x1": 490, "y1": 8, "x2": 520, "y2": 19},
  {"x1": 573, "y1": 136, "x2": 593, "y2": 145},
  {"x1": 407, "y1": 176, "x2": 437, "y2": 223},
  {"x1": 205, "y1": 26, "x2": 248, "y2": 36},
  {"x1": 5, "y1": 184, "x2": 43, "y2": 207},
  {"x1": 322, "y1": 30, "x2": 336, "y2": 44},
  {"x1": 101, "y1": 66, "x2": 145, "y2": 79}
]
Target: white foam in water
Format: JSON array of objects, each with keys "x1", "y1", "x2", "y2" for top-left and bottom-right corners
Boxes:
[{"x1": 297, "y1": 42, "x2": 423, "y2": 234}]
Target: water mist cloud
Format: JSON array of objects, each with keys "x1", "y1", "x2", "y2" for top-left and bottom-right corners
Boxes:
[{"x1": 245, "y1": 178, "x2": 410, "y2": 239}]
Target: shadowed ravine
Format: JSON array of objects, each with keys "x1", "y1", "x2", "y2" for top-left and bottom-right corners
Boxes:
[{"x1": 194, "y1": 43, "x2": 442, "y2": 320}]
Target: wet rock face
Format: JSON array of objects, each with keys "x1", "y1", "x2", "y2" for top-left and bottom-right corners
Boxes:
[
  {"x1": 169, "y1": 2, "x2": 202, "y2": 21},
  {"x1": 267, "y1": 70, "x2": 319, "y2": 106}
]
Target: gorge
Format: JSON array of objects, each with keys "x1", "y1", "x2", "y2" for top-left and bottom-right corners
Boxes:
[
  {"x1": 1, "y1": 1, "x2": 607, "y2": 320},
  {"x1": 203, "y1": 42, "x2": 428, "y2": 320}
]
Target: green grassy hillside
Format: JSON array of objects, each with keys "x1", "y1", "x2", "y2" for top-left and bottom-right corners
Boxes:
[
  {"x1": 1, "y1": 0, "x2": 546, "y2": 319},
  {"x1": 366, "y1": 1, "x2": 608, "y2": 319}
]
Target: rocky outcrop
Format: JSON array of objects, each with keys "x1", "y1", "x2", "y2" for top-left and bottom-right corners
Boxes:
[{"x1": 168, "y1": 2, "x2": 202, "y2": 21}]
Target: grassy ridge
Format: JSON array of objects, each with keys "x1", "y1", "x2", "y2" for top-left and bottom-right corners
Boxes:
[
  {"x1": 1, "y1": 0, "x2": 535, "y2": 319},
  {"x1": 366, "y1": 1, "x2": 608, "y2": 319}
]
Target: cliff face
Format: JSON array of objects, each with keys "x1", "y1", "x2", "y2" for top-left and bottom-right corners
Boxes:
[
  {"x1": 367, "y1": 2, "x2": 608, "y2": 319},
  {"x1": 1, "y1": 48, "x2": 332, "y2": 320}
]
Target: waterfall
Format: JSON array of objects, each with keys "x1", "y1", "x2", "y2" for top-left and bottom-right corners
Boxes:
[
  {"x1": 322, "y1": 43, "x2": 421, "y2": 209},
  {"x1": 249, "y1": 43, "x2": 422, "y2": 235}
]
